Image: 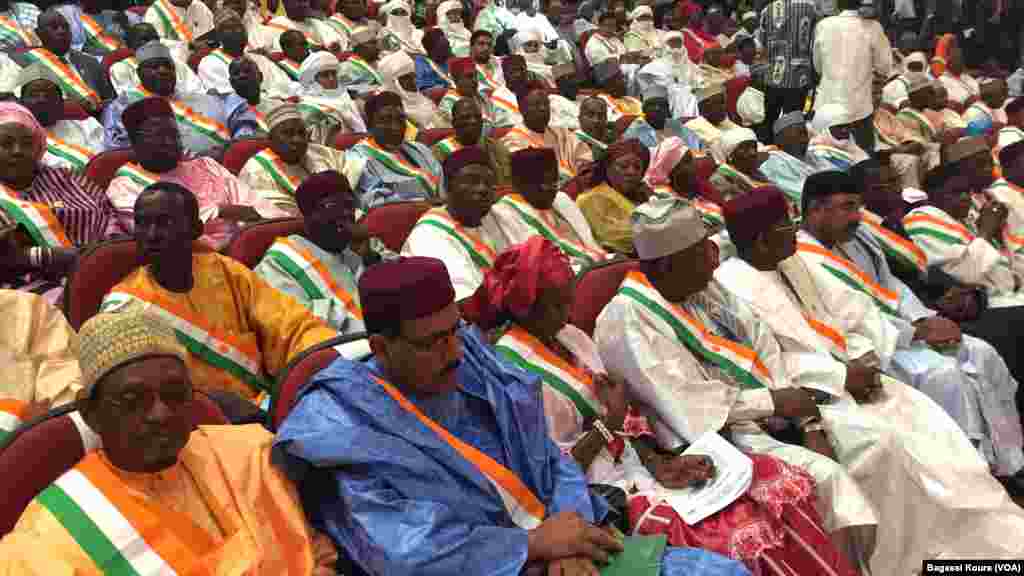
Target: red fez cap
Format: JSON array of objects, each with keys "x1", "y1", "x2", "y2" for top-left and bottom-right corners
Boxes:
[
  {"x1": 510, "y1": 148, "x2": 556, "y2": 184},
  {"x1": 723, "y1": 186, "x2": 790, "y2": 251},
  {"x1": 123, "y1": 97, "x2": 174, "y2": 136},
  {"x1": 296, "y1": 170, "x2": 352, "y2": 215},
  {"x1": 448, "y1": 56, "x2": 476, "y2": 77},
  {"x1": 359, "y1": 256, "x2": 456, "y2": 333},
  {"x1": 443, "y1": 146, "x2": 491, "y2": 182}
]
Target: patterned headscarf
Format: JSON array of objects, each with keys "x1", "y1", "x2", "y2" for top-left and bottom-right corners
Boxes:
[{"x1": 0, "y1": 102, "x2": 46, "y2": 162}]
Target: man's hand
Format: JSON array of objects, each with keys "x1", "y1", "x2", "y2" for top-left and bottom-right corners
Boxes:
[
  {"x1": 527, "y1": 512, "x2": 624, "y2": 565},
  {"x1": 770, "y1": 388, "x2": 819, "y2": 419},
  {"x1": 218, "y1": 204, "x2": 263, "y2": 222},
  {"x1": 593, "y1": 373, "x2": 627, "y2": 431},
  {"x1": 653, "y1": 454, "x2": 716, "y2": 489},
  {"x1": 976, "y1": 201, "x2": 1008, "y2": 242},
  {"x1": 913, "y1": 316, "x2": 962, "y2": 348},
  {"x1": 546, "y1": 557, "x2": 600, "y2": 576},
  {"x1": 845, "y1": 362, "x2": 881, "y2": 403}
]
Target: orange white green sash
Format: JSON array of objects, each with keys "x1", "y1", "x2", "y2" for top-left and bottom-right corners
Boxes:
[
  {"x1": 114, "y1": 162, "x2": 160, "y2": 188},
  {"x1": 495, "y1": 325, "x2": 600, "y2": 421},
  {"x1": 250, "y1": 148, "x2": 299, "y2": 196},
  {"x1": 346, "y1": 56, "x2": 382, "y2": 84},
  {"x1": 0, "y1": 15, "x2": 30, "y2": 46},
  {"x1": 415, "y1": 208, "x2": 496, "y2": 269},
  {"x1": 989, "y1": 180, "x2": 1024, "y2": 255},
  {"x1": 45, "y1": 133, "x2": 93, "y2": 171},
  {"x1": 693, "y1": 198, "x2": 724, "y2": 228},
  {"x1": 100, "y1": 289, "x2": 272, "y2": 395},
  {"x1": 490, "y1": 92, "x2": 521, "y2": 119},
  {"x1": 904, "y1": 211, "x2": 973, "y2": 246},
  {"x1": 207, "y1": 48, "x2": 235, "y2": 68},
  {"x1": 504, "y1": 127, "x2": 574, "y2": 181},
  {"x1": 373, "y1": 374, "x2": 545, "y2": 529},
  {"x1": 715, "y1": 163, "x2": 763, "y2": 190},
  {"x1": 150, "y1": 0, "x2": 193, "y2": 42},
  {"x1": 0, "y1": 399, "x2": 26, "y2": 442},
  {"x1": 81, "y1": 14, "x2": 120, "y2": 53},
  {"x1": 575, "y1": 129, "x2": 607, "y2": 151},
  {"x1": 807, "y1": 143, "x2": 857, "y2": 170},
  {"x1": 797, "y1": 241, "x2": 900, "y2": 316},
  {"x1": 497, "y1": 193, "x2": 604, "y2": 266},
  {"x1": 597, "y1": 93, "x2": 634, "y2": 117},
  {"x1": 275, "y1": 58, "x2": 302, "y2": 80},
  {"x1": 22, "y1": 49, "x2": 99, "y2": 106},
  {"x1": 425, "y1": 56, "x2": 453, "y2": 85},
  {"x1": 354, "y1": 137, "x2": 440, "y2": 197},
  {"x1": 433, "y1": 135, "x2": 461, "y2": 158},
  {"x1": 0, "y1": 185, "x2": 72, "y2": 248},
  {"x1": 254, "y1": 109, "x2": 268, "y2": 132},
  {"x1": 131, "y1": 88, "x2": 231, "y2": 145},
  {"x1": 35, "y1": 453, "x2": 225, "y2": 575},
  {"x1": 264, "y1": 238, "x2": 363, "y2": 321},
  {"x1": 327, "y1": 13, "x2": 356, "y2": 36},
  {"x1": 619, "y1": 270, "x2": 773, "y2": 390},
  {"x1": 860, "y1": 209, "x2": 927, "y2": 275},
  {"x1": 803, "y1": 313, "x2": 848, "y2": 357},
  {"x1": 476, "y1": 62, "x2": 502, "y2": 91},
  {"x1": 439, "y1": 89, "x2": 461, "y2": 112},
  {"x1": 897, "y1": 108, "x2": 937, "y2": 139}
]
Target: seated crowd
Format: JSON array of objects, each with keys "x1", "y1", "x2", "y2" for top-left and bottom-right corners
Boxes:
[{"x1": 3, "y1": 0, "x2": 1024, "y2": 574}]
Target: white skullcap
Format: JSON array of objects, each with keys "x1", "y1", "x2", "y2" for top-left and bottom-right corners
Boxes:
[
  {"x1": 717, "y1": 127, "x2": 758, "y2": 162},
  {"x1": 299, "y1": 51, "x2": 340, "y2": 86},
  {"x1": 628, "y1": 5, "x2": 653, "y2": 20},
  {"x1": 736, "y1": 86, "x2": 764, "y2": 126},
  {"x1": 632, "y1": 195, "x2": 707, "y2": 260}
]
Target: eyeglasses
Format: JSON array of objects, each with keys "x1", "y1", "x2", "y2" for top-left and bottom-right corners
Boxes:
[{"x1": 400, "y1": 319, "x2": 465, "y2": 351}]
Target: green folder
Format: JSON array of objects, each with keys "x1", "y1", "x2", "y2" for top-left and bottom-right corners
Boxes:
[{"x1": 600, "y1": 535, "x2": 667, "y2": 576}]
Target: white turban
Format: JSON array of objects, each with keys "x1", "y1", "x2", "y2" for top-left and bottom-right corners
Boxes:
[
  {"x1": 515, "y1": 27, "x2": 543, "y2": 49},
  {"x1": 299, "y1": 51, "x2": 340, "y2": 87},
  {"x1": 717, "y1": 127, "x2": 758, "y2": 162},
  {"x1": 378, "y1": 50, "x2": 416, "y2": 85},
  {"x1": 736, "y1": 86, "x2": 765, "y2": 126},
  {"x1": 628, "y1": 5, "x2": 653, "y2": 20},
  {"x1": 378, "y1": 50, "x2": 439, "y2": 129},
  {"x1": 438, "y1": 0, "x2": 468, "y2": 34}
]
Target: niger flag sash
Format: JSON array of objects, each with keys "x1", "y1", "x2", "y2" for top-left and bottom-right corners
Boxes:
[{"x1": 0, "y1": 184, "x2": 72, "y2": 248}]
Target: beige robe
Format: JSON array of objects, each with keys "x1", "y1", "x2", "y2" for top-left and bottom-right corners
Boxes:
[
  {"x1": 0, "y1": 290, "x2": 81, "y2": 405},
  {"x1": 238, "y1": 143, "x2": 356, "y2": 215}
]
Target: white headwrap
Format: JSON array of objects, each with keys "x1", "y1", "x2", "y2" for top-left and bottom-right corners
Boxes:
[
  {"x1": 627, "y1": 5, "x2": 657, "y2": 47},
  {"x1": 438, "y1": 0, "x2": 471, "y2": 45},
  {"x1": 299, "y1": 51, "x2": 340, "y2": 88},
  {"x1": 717, "y1": 127, "x2": 758, "y2": 162},
  {"x1": 378, "y1": 50, "x2": 440, "y2": 129},
  {"x1": 514, "y1": 28, "x2": 546, "y2": 64},
  {"x1": 902, "y1": 51, "x2": 928, "y2": 75},
  {"x1": 810, "y1": 103, "x2": 851, "y2": 138},
  {"x1": 383, "y1": 0, "x2": 422, "y2": 53},
  {"x1": 736, "y1": 86, "x2": 765, "y2": 126}
]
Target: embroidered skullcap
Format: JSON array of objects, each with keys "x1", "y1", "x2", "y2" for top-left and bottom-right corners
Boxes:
[
  {"x1": 552, "y1": 62, "x2": 576, "y2": 80},
  {"x1": 136, "y1": 40, "x2": 172, "y2": 63},
  {"x1": 462, "y1": 236, "x2": 574, "y2": 329},
  {"x1": 942, "y1": 136, "x2": 989, "y2": 165},
  {"x1": 736, "y1": 86, "x2": 764, "y2": 126},
  {"x1": 801, "y1": 170, "x2": 855, "y2": 215},
  {"x1": 359, "y1": 256, "x2": 455, "y2": 333},
  {"x1": 773, "y1": 111, "x2": 805, "y2": 135},
  {"x1": 695, "y1": 79, "x2": 725, "y2": 102},
  {"x1": 592, "y1": 58, "x2": 621, "y2": 82},
  {"x1": 999, "y1": 140, "x2": 1024, "y2": 170},
  {"x1": 350, "y1": 25, "x2": 377, "y2": 47},
  {"x1": 79, "y1": 311, "x2": 187, "y2": 395},
  {"x1": 299, "y1": 50, "x2": 339, "y2": 86},
  {"x1": 122, "y1": 97, "x2": 174, "y2": 136},
  {"x1": 266, "y1": 101, "x2": 303, "y2": 130},
  {"x1": 448, "y1": 56, "x2": 476, "y2": 77},
  {"x1": 724, "y1": 185, "x2": 789, "y2": 251},
  {"x1": 510, "y1": 147, "x2": 556, "y2": 185},
  {"x1": 295, "y1": 170, "x2": 352, "y2": 215},
  {"x1": 364, "y1": 90, "x2": 403, "y2": 124},
  {"x1": 214, "y1": 7, "x2": 242, "y2": 26},
  {"x1": 632, "y1": 195, "x2": 707, "y2": 260},
  {"x1": 717, "y1": 126, "x2": 757, "y2": 162},
  {"x1": 1007, "y1": 97, "x2": 1024, "y2": 115},
  {"x1": 642, "y1": 84, "x2": 669, "y2": 102},
  {"x1": 14, "y1": 63, "x2": 60, "y2": 97},
  {"x1": 904, "y1": 71, "x2": 932, "y2": 94},
  {"x1": 443, "y1": 145, "x2": 490, "y2": 182}
]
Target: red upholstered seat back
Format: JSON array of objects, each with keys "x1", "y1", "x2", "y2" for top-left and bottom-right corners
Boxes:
[
  {"x1": 84, "y1": 148, "x2": 137, "y2": 190},
  {"x1": 417, "y1": 128, "x2": 456, "y2": 146},
  {"x1": 425, "y1": 86, "x2": 448, "y2": 104},
  {"x1": 334, "y1": 132, "x2": 368, "y2": 150},
  {"x1": 272, "y1": 344, "x2": 341, "y2": 430},
  {"x1": 63, "y1": 238, "x2": 140, "y2": 331},
  {"x1": 0, "y1": 396, "x2": 227, "y2": 536},
  {"x1": 222, "y1": 138, "x2": 272, "y2": 175},
  {"x1": 224, "y1": 218, "x2": 305, "y2": 269},
  {"x1": 359, "y1": 201, "x2": 431, "y2": 252},
  {"x1": 569, "y1": 258, "x2": 638, "y2": 336}
]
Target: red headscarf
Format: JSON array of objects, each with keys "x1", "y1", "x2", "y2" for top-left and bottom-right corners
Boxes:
[{"x1": 463, "y1": 237, "x2": 574, "y2": 330}]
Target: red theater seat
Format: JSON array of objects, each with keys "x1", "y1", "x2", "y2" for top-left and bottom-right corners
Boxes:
[
  {"x1": 84, "y1": 148, "x2": 137, "y2": 189},
  {"x1": 224, "y1": 218, "x2": 305, "y2": 269},
  {"x1": 569, "y1": 258, "x2": 638, "y2": 336},
  {"x1": 359, "y1": 201, "x2": 431, "y2": 252},
  {"x1": 222, "y1": 138, "x2": 272, "y2": 175},
  {"x1": 271, "y1": 333, "x2": 367, "y2": 429}
]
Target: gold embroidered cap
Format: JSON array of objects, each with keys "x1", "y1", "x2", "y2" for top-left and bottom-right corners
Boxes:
[{"x1": 79, "y1": 310, "x2": 187, "y2": 394}]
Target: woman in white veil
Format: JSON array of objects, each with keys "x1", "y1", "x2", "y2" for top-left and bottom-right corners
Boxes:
[{"x1": 437, "y1": 0, "x2": 471, "y2": 57}]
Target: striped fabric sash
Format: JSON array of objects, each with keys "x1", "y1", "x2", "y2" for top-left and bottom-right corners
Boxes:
[
  {"x1": 264, "y1": 238, "x2": 363, "y2": 320},
  {"x1": 355, "y1": 138, "x2": 440, "y2": 197},
  {"x1": 35, "y1": 454, "x2": 213, "y2": 575},
  {"x1": 693, "y1": 198, "x2": 724, "y2": 228},
  {"x1": 807, "y1": 144, "x2": 856, "y2": 170},
  {"x1": 425, "y1": 57, "x2": 453, "y2": 85},
  {"x1": 0, "y1": 15, "x2": 30, "y2": 46},
  {"x1": 797, "y1": 241, "x2": 900, "y2": 316},
  {"x1": 803, "y1": 313, "x2": 848, "y2": 357},
  {"x1": 497, "y1": 194, "x2": 603, "y2": 265},
  {"x1": 45, "y1": 133, "x2": 93, "y2": 171},
  {"x1": 619, "y1": 271, "x2": 772, "y2": 390},
  {"x1": 114, "y1": 162, "x2": 160, "y2": 188},
  {"x1": 254, "y1": 109, "x2": 268, "y2": 132},
  {"x1": 495, "y1": 325, "x2": 600, "y2": 421},
  {"x1": 0, "y1": 184, "x2": 72, "y2": 248},
  {"x1": 989, "y1": 180, "x2": 1024, "y2": 254},
  {"x1": 23, "y1": 49, "x2": 99, "y2": 105},
  {"x1": 860, "y1": 209, "x2": 927, "y2": 275},
  {"x1": 151, "y1": 0, "x2": 192, "y2": 42},
  {"x1": 208, "y1": 49, "x2": 235, "y2": 68},
  {"x1": 250, "y1": 148, "x2": 299, "y2": 195},
  {"x1": 716, "y1": 163, "x2": 762, "y2": 190},
  {"x1": 100, "y1": 289, "x2": 272, "y2": 395},
  {"x1": 597, "y1": 93, "x2": 633, "y2": 117},
  {"x1": 373, "y1": 374, "x2": 545, "y2": 529},
  {"x1": 415, "y1": 208, "x2": 496, "y2": 269},
  {"x1": 505, "y1": 127, "x2": 574, "y2": 180},
  {"x1": 347, "y1": 56, "x2": 382, "y2": 84},
  {"x1": 575, "y1": 130, "x2": 607, "y2": 151},
  {"x1": 476, "y1": 62, "x2": 501, "y2": 90},
  {"x1": 275, "y1": 58, "x2": 302, "y2": 80},
  {"x1": 490, "y1": 92, "x2": 521, "y2": 118},
  {"x1": 897, "y1": 108, "x2": 937, "y2": 139},
  {"x1": 81, "y1": 14, "x2": 120, "y2": 52},
  {"x1": 0, "y1": 399, "x2": 26, "y2": 442},
  {"x1": 132, "y1": 89, "x2": 231, "y2": 145},
  {"x1": 433, "y1": 135, "x2": 461, "y2": 158},
  {"x1": 327, "y1": 13, "x2": 355, "y2": 36},
  {"x1": 903, "y1": 211, "x2": 973, "y2": 246}
]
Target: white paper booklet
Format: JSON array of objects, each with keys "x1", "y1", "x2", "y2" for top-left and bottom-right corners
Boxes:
[{"x1": 659, "y1": 431, "x2": 753, "y2": 525}]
